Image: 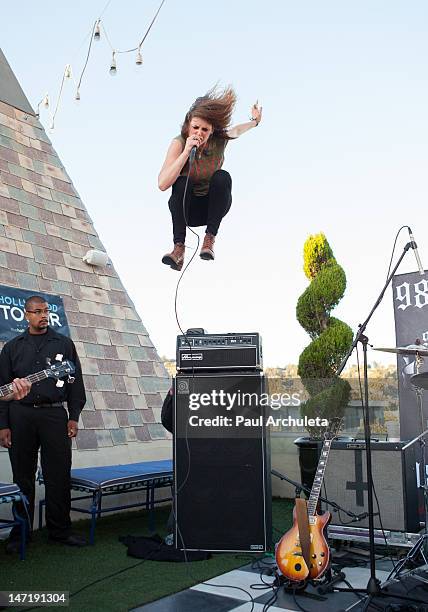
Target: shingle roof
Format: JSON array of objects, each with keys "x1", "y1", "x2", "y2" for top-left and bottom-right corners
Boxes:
[{"x1": 0, "y1": 50, "x2": 170, "y2": 453}]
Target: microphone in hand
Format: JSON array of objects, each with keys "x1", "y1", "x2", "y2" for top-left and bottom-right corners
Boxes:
[{"x1": 189, "y1": 145, "x2": 197, "y2": 163}]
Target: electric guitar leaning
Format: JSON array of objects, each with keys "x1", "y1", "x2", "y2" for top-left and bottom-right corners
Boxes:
[
  {"x1": 0, "y1": 360, "x2": 76, "y2": 399},
  {"x1": 275, "y1": 418, "x2": 342, "y2": 585}
]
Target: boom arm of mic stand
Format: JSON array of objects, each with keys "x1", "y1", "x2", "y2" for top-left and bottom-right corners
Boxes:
[
  {"x1": 271, "y1": 469, "x2": 360, "y2": 518},
  {"x1": 336, "y1": 241, "x2": 413, "y2": 376}
]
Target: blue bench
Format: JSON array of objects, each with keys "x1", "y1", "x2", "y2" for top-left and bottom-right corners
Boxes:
[
  {"x1": 0, "y1": 483, "x2": 29, "y2": 560},
  {"x1": 38, "y1": 460, "x2": 173, "y2": 544}
]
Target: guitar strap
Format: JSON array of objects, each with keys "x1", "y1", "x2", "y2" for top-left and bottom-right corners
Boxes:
[{"x1": 295, "y1": 497, "x2": 311, "y2": 570}]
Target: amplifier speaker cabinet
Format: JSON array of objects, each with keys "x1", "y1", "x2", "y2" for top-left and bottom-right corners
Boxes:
[
  {"x1": 321, "y1": 441, "x2": 421, "y2": 533},
  {"x1": 173, "y1": 372, "x2": 271, "y2": 552},
  {"x1": 176, "y1": 332, "x2": 262, "y2": 372}
]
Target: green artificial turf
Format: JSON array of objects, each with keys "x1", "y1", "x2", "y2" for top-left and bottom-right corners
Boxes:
[{"x1": 0, "y1": 499, "x2": 293, "y2": 611}]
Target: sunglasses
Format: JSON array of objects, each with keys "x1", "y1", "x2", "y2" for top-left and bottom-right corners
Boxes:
[{"x1": 25, "y1": 308, "x2": 50, "y2": 316}]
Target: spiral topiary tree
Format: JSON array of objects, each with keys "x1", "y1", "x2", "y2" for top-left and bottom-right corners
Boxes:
[{"x1": 297, "y1": 233, "x2": 353, "y2": 438}]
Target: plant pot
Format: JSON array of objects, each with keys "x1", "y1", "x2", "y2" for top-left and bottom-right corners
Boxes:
[{"x1": 294, "y1": 437, "x2": 322, "y2": 494}]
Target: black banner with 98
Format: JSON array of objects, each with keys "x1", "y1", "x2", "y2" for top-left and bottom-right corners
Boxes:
[{"x1": 392, "y1": 271, "x2": 428, "y2": 440}]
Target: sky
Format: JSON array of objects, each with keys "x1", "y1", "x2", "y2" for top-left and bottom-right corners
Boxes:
[{"x1": 2, "y1": 1, "x2": 428, "y2": 367}]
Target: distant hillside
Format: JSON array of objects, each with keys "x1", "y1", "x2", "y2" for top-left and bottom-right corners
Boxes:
[{"x1": 162, "y1": 360, "x2": 397, "y2": 380}]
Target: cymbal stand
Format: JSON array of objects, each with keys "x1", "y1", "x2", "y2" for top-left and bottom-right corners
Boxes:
[
  {"x1": 412, "y1": 353, "x2": 426, "y2": 432},
  {"x1": 414, "y1": 352, "x2": 424, "y2": 376}
]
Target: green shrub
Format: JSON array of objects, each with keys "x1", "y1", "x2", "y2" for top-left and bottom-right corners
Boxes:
[{"x1": 297, "y1": 233, "x2": 353, "y2": 437}]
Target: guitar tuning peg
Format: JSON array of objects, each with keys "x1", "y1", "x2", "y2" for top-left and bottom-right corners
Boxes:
[
  {"x1": 68, "y1": 375, "x2": 75, "y2": 384},
  {"x1": 46, "y1": 357, "x2": 51, "y2": 366},
  {"x1": 56, "y1": 380, "x2": 65, "y2": 388}
]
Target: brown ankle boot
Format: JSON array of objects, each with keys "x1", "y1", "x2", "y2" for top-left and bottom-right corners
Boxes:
[
  {"x1": 200, "y1": 233, "x2": 215, "y2": 260},
  {"x1": 162, "y1": 242, "x2": 185, "y2": 271}
]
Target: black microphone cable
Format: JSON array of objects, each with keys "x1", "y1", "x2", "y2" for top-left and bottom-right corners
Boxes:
[
  {"x1": 164, "y1": 142, "x2": 259, "y2": 610},
  {"x1": 169, "y1": 145, "x2": 257, "y2": 612},
  {"x1": 173, "y1": 145, "x2": 200, "y2": 337},
  {"x1": 385, "y1": 225, "x2": 409, "y2": 281},
  {"x1": 173, "y1": 143, "x2": 200, "y2": 502}
]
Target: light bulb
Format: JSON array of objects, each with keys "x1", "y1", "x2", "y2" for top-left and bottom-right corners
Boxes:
[
  {"x1": 136, "y1": 49, "x2": 143, "y2": 65},
  {"x1": 64, "y1": 64, "x2": 72, "y2": 79},
  {"x1": 109, "y1": 52, "x2": 117, "y2": 75},
  {"x1": 94, "y1": 20, "x2": 101, "y2": 40},
  {"x1": 75, "y1": 89, "x2": 81, "y2": 101},
  {"x1": 43, "y1": 94, "x2": 49, "y2": 108}
]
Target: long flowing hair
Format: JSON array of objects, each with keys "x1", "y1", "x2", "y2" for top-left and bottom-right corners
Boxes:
[{"x1": 181, "y1": 85, "x2": 236, "y2": 141}]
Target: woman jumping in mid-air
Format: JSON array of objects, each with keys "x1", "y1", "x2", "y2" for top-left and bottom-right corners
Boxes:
[{"x1": 158, "y1": 86, "x2": 262, "y2": 271}]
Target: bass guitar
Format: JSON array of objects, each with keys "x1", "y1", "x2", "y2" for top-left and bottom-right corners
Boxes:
[
  {"x1": 275, "y1": 418, "x2": 342, "y2": 585},
  {"x1": 0, "y1": 360, "x2": 75, "y2": 398}
]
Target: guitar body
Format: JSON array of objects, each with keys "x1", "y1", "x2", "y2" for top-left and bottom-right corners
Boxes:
[
  {"x1": 275, "y1": 422, "x2": 342, "y2": 586},
  {"x1": 275, "y1": 507, "x2": 331, "y2": 583}
]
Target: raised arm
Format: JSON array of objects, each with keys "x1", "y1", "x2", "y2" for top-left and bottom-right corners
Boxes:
[
  {"x1": 226, "y1": 102, "x2": 262, "y2": 139},
  {"x1": 158, "y1": 134, "x2": 200, "y2": 191}
]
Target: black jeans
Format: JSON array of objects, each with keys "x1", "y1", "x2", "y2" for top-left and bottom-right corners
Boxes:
[
  {"x1": 8, "y1": 403, "x2": 72, "y2": 540},
  {"x1": 168, "y1": 169, "x2": 232, "y2": 244}
]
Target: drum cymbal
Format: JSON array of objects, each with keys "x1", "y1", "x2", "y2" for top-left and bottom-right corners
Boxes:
[
  {"x1": 410, "y1": 373, "x2": 428, "y2": 390},
  {"x1": 374, "y1": 345, "x2": 428, "y2": 357}
]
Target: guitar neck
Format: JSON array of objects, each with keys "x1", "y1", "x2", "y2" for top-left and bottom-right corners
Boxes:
[
  {"x1": 307, "y1": 437, "x2": 334, "y2": 516},
  {"x1": 0, "y1": 370, "x2": 49, "y2": 398}
]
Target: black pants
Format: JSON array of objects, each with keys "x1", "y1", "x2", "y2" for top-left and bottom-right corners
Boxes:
[
  {"x1": 168, "y1": 169, "x2": 232, "y2": 244},
  {"x1": 8, "y1": 403, "x2": 72, "y2": 540}
]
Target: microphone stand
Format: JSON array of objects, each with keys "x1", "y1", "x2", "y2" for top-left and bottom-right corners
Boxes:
[
  {"x1": 271, "y1": 469, "x2": 370, "y2": 521},
  {"x1": 335, "y1": 239, "x2": 417, "y2": 610}
]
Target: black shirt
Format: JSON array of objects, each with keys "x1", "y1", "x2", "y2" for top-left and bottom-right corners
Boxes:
[{"x1": 0, "y1": 326, "x2": 86, "y2": 428}]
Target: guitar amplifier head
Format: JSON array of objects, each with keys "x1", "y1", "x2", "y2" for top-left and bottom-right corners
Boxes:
[{"x1": 176, "y1": 332, "x2": 262, "y2": 372}]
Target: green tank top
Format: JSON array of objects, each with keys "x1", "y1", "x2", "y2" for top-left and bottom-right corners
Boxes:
[{"x1": 175, "y1": 135, "x2": 227, "y2": 196}]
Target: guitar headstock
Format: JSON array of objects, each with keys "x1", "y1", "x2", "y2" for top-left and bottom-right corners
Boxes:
[
  {"x1": 45, "y1": 360, "x2": 75, "y2": 381},
  {"x1": 323, "y1": 417, "x2": 343, "y2": 441}
]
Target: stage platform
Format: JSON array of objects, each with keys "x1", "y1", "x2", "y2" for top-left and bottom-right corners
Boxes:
[{"x1": 131, "y1": 550, "x2": 428, "y2": 612}]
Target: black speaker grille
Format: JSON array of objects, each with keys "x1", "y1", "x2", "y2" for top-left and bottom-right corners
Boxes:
[
  {"x1": 322, "y1": 443, "x2": 419, "y2": 532},
  {"x1": 174, "y1": 374, "x2": 271, "y2": 551}
]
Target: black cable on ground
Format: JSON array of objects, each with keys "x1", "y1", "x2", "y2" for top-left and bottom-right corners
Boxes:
[
  {"x1": 262, "y1": 582, "x2": 281, "y2": 612},
  {"x1": 291, "y1": 586, "x2": 311, "y2": 612},
  {"x1": 20, "y1": 549, "x2": 159, "y2": 612}
]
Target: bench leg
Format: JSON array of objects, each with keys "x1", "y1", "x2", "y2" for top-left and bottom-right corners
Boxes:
[
  {"x1": 12, "y1": 502, "x2": 27, "y2": 561},
  {"x1": 148, "y1": 484, "x2": 156, "y2": 532},
  {"x1": 38, "y1": 498, "x2": 45, "y2": 530},
  {"x1": 97, "y1": 493, "x2": 102, "y2": 520},
  {"x1": 89, "y1": 491, "x2": 100, "y2": 545}
]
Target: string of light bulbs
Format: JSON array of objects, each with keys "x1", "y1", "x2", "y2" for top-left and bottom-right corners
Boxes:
[
  {"x1": 99, "y1": 0, "x2": 165, "y2": 73},
  {"x1": 36, "y1": 0, "x2": 113, "y2": 124},
  {"x1": 36, "y1": 0, "x2": 166, "y2": 130}
]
